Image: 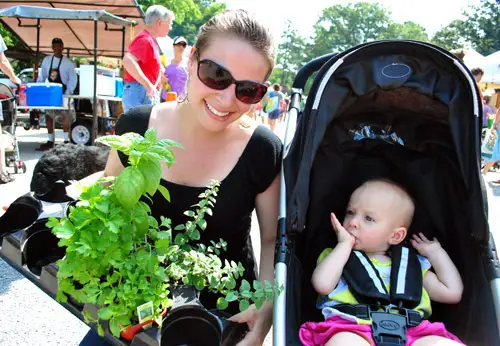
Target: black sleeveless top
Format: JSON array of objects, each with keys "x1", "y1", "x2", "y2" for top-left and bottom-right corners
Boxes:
[{"x1": 115, "y1": 105, "x2": 282, "y2": 313}]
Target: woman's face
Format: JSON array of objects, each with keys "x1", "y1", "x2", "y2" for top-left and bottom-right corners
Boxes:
[{"x1": 187, "y1": 35, "x2": 270, "y2": 132}]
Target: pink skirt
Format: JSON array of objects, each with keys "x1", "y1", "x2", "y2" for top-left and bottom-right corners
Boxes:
[{"x1": 299, "y1": 316, "x2": 464, "y2": 346}]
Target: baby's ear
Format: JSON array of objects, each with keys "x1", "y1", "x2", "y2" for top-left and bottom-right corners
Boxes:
[{"x1": 388, "y1": 226, "x2": 407, "y2": 245}]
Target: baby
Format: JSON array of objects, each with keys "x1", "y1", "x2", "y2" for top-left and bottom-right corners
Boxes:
[{"x1": 299, "y1": 179, "x2": 464, "y2": 346}]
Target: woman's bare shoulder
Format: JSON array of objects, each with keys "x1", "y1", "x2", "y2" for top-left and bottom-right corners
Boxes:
[{"x1": 149, "y1": 102, "x2": 178, "y2": 126}]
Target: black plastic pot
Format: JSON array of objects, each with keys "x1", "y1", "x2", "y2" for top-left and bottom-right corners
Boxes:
[
  {"x1": 20, "y1": 218, "x2": 66, "y2": 276},
  {"x1": 161, "y1": 286, "x2": 247, "y2": 346},
  {"x1": 64, "y1": 200, "x2": 78, "y2": 218},
  {"x1": 0, "y1": 194, "x2": 42, "y2": 239}
]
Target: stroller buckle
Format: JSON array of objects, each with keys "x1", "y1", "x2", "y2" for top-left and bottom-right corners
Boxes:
[{"x1": 371, "y1": 311, "x2": 407, "y2": 346}]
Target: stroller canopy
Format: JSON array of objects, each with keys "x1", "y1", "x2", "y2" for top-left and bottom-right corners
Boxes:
[{"x1": 283, "y1": 41, "x2": 496, "y2": 345}]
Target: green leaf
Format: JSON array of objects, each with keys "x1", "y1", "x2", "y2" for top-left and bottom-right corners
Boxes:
[
  {"x1": 241, "y1": 290, "x2": 252, "y2": 299},
  {"x1": 174, "y1": 224, "x2": 185, "y2": 231},
  {"x1": 240, "y1": 279, "x2": 251, "y2": 292},
  {"x1": 225, "y1": 276, "x2": 236, "y2": 290},
  {"x1": 254, "y1": 297, "x2": 265, "y2": 310},
  {"x1": 197, "y1": 219, "x2": 207, "y2": 231},
  {"x1": 174, "y1": 233, "x2": 186, "y2": 246},
  {"x1": 157, "y1": 185, "x2": 171, "y2": 202},
  {"x1": 109, "y1": 318, "x2": 121, "y2": 337},
  {"x1": 253, "y1": 280, "x2": 263, "y2": 290},
  {"x1": 190, "y1": 229, "x2": 200, "y2": 241},
  {"x1": 115, "y1": 166, "x2": 144, "y2": 208},
  {"x1": 239, "y1": 299, "x2": 250, "y2": 311},
  {"x1": 96, "y1": 135, "x2": 133, "y2": 154},
  {"x1": 216, "y1": 297, "x2": 229, "y2": 310},
  {"x1": 225, "y1": 291, "x2": 238, "y2": 302},
  {"x1": 46, "y1": 217, "x2": 60, "y2": 229},
  {"x1": 53, "y1": 223, "x2": 75, "y2": 239},
  {"x1": 184, "y1": 210, "x2": 195, "y2": 217},
  {"x1": 98, "y1": 307, "x2": 114, "y2": 320},
  {"x1": 97, "y1": 324, "x2": 105, "y2": 337},
  {"x1": 137, "y1": 158, "x2": 162, "y2": 196},
  {"x1": 144, "y1": 127, "x2": 158, "y2": 143}
]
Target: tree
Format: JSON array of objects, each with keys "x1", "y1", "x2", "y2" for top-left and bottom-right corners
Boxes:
[
  {"x1": 431, "y1": 20, "x2": 468, "y2": 51},
  {"x1": 0, "y1": 23, "x2": 17, "y2": 47},
  {"x1": 379, "y1": 21, "x2": 429, "y2": 41},
  {"x1": 432, "y1": 0, "x2": 500, "y2": 55},
  {"x1": 274, "y1": 20, "x2": 308, "y2": 88},
  {"x1": 138, "y1": 0, "x2": 200, "y2": 25},
  {"x1": 137, "y1": 0, "x2": 226, "y2": 44},
  {"x1": 169, "y1": 1, "x2": 226, "y2": 44},
  {"x1": 310, "y1": 2, "x2": 392, "y2": 57}
]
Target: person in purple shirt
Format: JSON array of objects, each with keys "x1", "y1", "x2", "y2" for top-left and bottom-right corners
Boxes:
[{"x1": 162, "y1": 36, "x2": 188, "y2": 101}]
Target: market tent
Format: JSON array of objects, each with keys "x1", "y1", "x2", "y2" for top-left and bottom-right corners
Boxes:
[
  {"x1": 0, "y1": 5, "x2": 137, "y2": 142},
  {"x1": 0, "y1": 1, "x2": 142, "y2": 58},
  {"x1": 483, "y1": 50, "x2": 500, "y2": 84}
]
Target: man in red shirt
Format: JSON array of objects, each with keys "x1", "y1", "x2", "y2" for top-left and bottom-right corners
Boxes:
[{"x1": 122, "y1": 5, "x2": 174, "y2": 113}]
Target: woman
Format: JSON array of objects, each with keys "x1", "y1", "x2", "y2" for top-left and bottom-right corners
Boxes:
[
  {"x1": 78, "y1": 10, "x2": 280, "y2": 346},
  {"x1": 161, "y1": 36, "x2": 188, "y2": 101}
]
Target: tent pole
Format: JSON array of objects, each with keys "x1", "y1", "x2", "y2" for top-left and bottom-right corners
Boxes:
[
  {"x1": 35, "y1": 19, "x2": 40, "y2": 81},
  {"x1": 92, "y1": 19, "x2": 98, "y2": 143},
  {"x1": 121, "y1": 28, "x2": 125, "y2": 58}
]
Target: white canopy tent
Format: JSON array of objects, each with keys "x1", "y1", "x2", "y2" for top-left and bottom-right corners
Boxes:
[
  {"x1": 0, "y1": 5, "x2": 136, "y2": 142},
  {"x1": 482, "y1": 50, "x2": 500, "y2": 84}
]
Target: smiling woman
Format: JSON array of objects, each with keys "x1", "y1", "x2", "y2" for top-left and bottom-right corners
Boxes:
[{"x1": 77, "y1": 9, "x2": 281, "y2": 346}]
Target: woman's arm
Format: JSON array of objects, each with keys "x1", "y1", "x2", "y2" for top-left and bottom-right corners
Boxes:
[
  {"x1": 65, "y1": 149, "x2": 124, "y2": 199},
  {"x1": 230, "y1": 174, "x2": 279, "y2": 346},
  {"x1": 255, "y1": 175, "x2": 279, "y2": 285}
]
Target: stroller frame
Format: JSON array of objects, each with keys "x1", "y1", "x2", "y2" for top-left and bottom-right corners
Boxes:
[
  {"x1": 0, "y1": 82, "x2": 26, "y2": 174},
  {"x1": 273, "y1": 40, "x2": 500, "y2": 345}
]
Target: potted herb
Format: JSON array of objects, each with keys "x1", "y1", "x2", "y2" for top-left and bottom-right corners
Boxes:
[{"x1": 48, "y1": 129, "x2": 281, "y2": 339}]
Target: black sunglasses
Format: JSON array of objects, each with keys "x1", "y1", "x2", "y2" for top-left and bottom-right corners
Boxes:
[{"x1": 195, "y1": 51, "x2": 268, "y2": 104}]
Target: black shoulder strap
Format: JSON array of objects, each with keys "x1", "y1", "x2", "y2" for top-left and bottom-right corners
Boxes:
[
  {"x1": 343, "y1": 250, "x2": 391, "y2": 306},
  {"x1": 390, "y1": 245, "x2": 422, "y2": 309},
  {"x1": 342, "y1": 245, "x2": 422, "y2": 309}
]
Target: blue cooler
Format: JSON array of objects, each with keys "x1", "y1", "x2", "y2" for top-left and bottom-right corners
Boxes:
[
  {"x1": 27, "y1": 83, "x2": 63, "y2": 107},
  {"x1": 115, "y1": 78, "x2": 124, "y2": 98}
]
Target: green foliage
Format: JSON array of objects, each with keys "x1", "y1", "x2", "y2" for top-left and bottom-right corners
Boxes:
[
  {"x1": 379, "y1": 21, "x2": 429, "y2": 41},
  {"x1": 309, "y1": 2, "x2": 392, "y2": 57},
  {"x1": 274, "y1": 20, "x2": 308, "y2": 88},
  {"x1": 50, "y1": 129, "x2": 282, "y2": 338},
  {"x1": 431, "y1": 0, "x2": 500, "y2": 55},
  {"x1": 137, "y1": 0, "x2": 226, "y2": 44}
]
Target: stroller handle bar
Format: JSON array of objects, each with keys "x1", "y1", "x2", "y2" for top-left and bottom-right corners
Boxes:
[{"x1": 292, "y1": 53, "x2": 336, "y2": 90}]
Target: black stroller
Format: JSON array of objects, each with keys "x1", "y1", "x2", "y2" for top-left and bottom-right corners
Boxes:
[
  {"x1": 273, "y1": 41, "x2": 500, "y2": 346},
  {"x1": 0, "y1": 82, "x2": 26, "y2": 174}
]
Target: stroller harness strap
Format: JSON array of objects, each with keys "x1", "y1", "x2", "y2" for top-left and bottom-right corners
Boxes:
[
  {"x1": 342, "y1": 245, "x2": 423, "y2": 309},
  {"x1": 340, "y1": 245, "x2": 424, "y2": 346}
]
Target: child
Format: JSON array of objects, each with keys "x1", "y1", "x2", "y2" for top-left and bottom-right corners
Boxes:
[{"x1": 299, "y1": 179, "x2": 464, "y2": 346}]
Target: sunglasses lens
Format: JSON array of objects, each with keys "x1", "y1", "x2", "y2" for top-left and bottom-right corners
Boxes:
[
  {"x1": 236, "y1": 82, "x2": 267, "y2": 104},
  {"x1": 198, "y1": 60, "x2": 232, "y2": 90}
]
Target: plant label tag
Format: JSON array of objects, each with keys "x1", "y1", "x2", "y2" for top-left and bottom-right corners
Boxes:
[{"x1": 137, "y1": 301, "x2": 154, "y2": 323}]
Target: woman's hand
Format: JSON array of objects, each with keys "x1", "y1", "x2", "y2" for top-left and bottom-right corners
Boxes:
[
  {"x1": 410, "y1": 233, "x2": 442, "y2": 257},
  {"x1": 229, "y1": 303, "x2": 272, "y2": 346}
]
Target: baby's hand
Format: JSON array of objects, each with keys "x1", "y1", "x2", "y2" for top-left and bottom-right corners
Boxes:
[
  {"x1": 410, "y1": 233, "x2": 442, "y2": 257},
  {"x1": 330, "y1": 213, "x2": 355, "y2": 247}
]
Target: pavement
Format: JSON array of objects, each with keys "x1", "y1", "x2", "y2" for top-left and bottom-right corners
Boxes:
[{"x1": 0, "y1": 122, "x2": 499, "y2": 346}]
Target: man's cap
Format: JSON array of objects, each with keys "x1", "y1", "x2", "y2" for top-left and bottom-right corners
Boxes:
[
  {"x1": 173, "y1": 36, "x2": 187, "y2": 45},
  {"x1": 52, "y1": 37, "x2": 64, "y2": 45}
]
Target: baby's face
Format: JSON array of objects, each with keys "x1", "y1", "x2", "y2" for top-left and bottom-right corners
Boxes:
[{"x1": 343, "y1": 181, "x2": 410, "y2": 253}]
